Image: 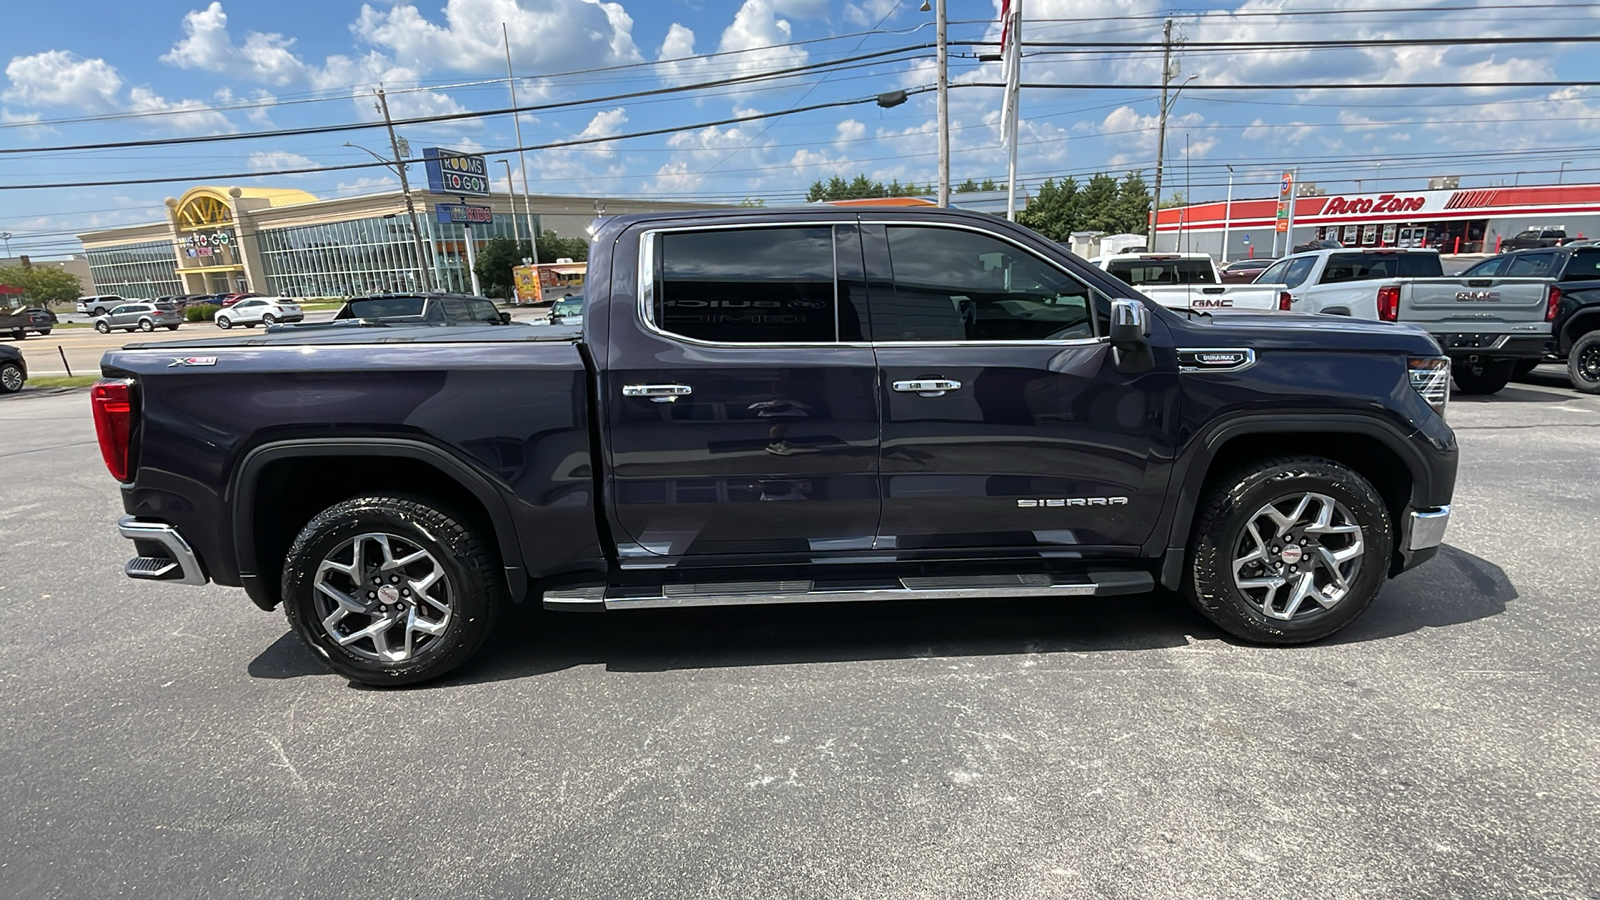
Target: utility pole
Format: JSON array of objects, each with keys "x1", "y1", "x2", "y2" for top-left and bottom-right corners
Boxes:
[
  {"x1": 504, "y1": 24, "x2": 540, "y2": 266},
  {"x1": 1148, "y1": 18, "x2": 1174, "y2": 249},
  {"x1": 935, "y1": 0, "x2": 950, "y2": 207},
  {"x1": 376, "y1": 88, "x2": 435, "y2": 292}
]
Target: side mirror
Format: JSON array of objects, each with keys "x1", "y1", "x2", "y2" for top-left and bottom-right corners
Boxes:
[
  {"x1": 499, "y1": 312, "x2": 512, "y2": 325},
  {"x1": 1107, "y1": 298, "x2": 1153, "y2": 374}
]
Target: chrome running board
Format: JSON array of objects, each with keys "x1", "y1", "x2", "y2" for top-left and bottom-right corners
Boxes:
[{"x1": 543, "y1": 570, "x2": 1152, "y2": 611}]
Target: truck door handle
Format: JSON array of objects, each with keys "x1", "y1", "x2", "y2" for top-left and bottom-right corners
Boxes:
[
  {"x1": 892, "y1": 378, "x2": 962, "y2": 397},
  {"x1": 623, "y1": 383, "x2": 693, "y2": 403}
]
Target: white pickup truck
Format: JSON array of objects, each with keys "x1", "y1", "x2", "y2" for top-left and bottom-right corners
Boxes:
[
  {"x1": 1092, "y1": 253, "x2": 1289, "y2": 311},
  {"x1": 1259, "y1": 247, "x2": 1556, "y2": 394}
]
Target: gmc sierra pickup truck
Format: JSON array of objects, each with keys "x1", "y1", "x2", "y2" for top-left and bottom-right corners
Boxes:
[
  {"x1": 96, "y1": 208, "x2": 1459, "y2": 686},
  {"x1": 1092, "y1": 252, "x2": 1289, "y2": 311},
  {"x1": 1259, "y1": 248, "x2": 1555, "y2": 394},
  {"x1": 1459, "y1": 245, "x2": 1600, "y2": 393}
]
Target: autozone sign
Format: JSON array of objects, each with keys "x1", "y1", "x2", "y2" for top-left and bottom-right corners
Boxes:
[{"x1": 1323, "y1": 195, "x2": 1427, "y2": 215}]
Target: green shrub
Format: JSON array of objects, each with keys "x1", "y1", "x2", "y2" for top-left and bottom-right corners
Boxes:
[{"x1": 185, "y1": 303, "x2": 220, "y2": 323}]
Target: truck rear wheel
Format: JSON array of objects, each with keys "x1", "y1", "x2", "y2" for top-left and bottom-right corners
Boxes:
[
  {"x1": 1451, "y1": 359, "x2": 1514, "y2": 395},
  {"x1": 280, "y1": 495, "x2": 503, "y2": 687},
  {"x1": 1568, "y1": 331, "x2": 1600, "y2": 394},
  {"x1": 1185, "y1": 457, "x2": 1392, "y2": 644}
]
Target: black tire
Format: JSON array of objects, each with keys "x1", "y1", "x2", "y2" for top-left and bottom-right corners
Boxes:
[
  {"x1": 94, "y1": 321, "x2": 110, "y2": 334},
  {"x1": 39, "y1": 328, "x2": 51, "y2": 336},
  {"x1": 1512, "y1": 359, "x2": 1539, "y2": 378},
  {"x1": 1568, "y1": 330, "x2": 1600, "y2": 395},
  {"x1": 10, "y1": 330, "x2": 24, "y2": 340},
  {"x1": 280, "y1": 496, "x2": 503, "y2": 686},
  {"x1": 166, "y1": 324, "x2": 179, "y2": 331},
  {"x1": 216, "y1": 317, "x2": 232, "y2": 330},
  {"x1": 261, "y1": 313, "x2": 276, "y2": 326},
  {"x1": 138, "y1": 319, "x2": 154, "y2": 332},
  {"x1": 1451, "y1": 359, "x2": 1514, "y2": 395},
  {"x1": 1184, "y1": 456, "x2": 1393, "y2": 644},
  {"x1": 0, "y1": 362, "x2": 23, "y2": 393}
]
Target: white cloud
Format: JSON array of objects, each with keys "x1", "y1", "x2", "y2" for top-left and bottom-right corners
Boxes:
[
  {"x1": 127, "y1": 87, "x2": 235, "y2": 134},
  {"x1": 576, "y1": 107, "x2": 628, "y2": 157},
  {"x1": 0, "y1": 108, "x2": 57, "y2": 138},
  {"x1": 352, "y1": 0, "x2": 642, "y2": 76},
  {"x1": 843, "y1": 0, "x2": 900, "y2": 28},
  {"x1": 3, "y1": 51, "x2": 122, "y2": 111},
  {"x1": 310, "y1": 52, "x2": 469, "y2": 124},
  {"x1": 161, "y1": 3, "x2": 307, "y2": 85},
  {"x1": 835, "y1": 119, "x2": 865, "y2": 143},
  {"x1": 658, "y1": 0, "x2": 808, "y2": 87},
  {"x1": 248, "y1": 150, "x2": 316, "y2": 173}
]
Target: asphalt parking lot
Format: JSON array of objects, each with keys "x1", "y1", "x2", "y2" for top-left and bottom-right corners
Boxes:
[{"x1": 1, "y1": 370, "x2": 1597, "y2": 899}]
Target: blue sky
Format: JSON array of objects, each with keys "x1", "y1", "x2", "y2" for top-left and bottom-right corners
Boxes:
[{"x1": 2, "y1": 0, "x2": 1598, "y2": 257}]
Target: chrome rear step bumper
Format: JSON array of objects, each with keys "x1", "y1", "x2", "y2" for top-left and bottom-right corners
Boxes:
[
  {"x1": 544, "y1": 570, "x2": 1154, "y2": 611},
  {"x1": 118, "y1": 516, "x2": 208, "y2": 586}
]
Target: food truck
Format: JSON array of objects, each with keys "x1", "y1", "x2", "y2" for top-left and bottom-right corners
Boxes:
[{"x1": 512, "y1": 259, "x2": 587, "y2": 305}]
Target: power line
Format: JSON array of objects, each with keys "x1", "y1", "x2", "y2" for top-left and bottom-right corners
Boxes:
[
  {"x1": 0, "y1": 45, "x2": 932, "y2": 157},
  {"x1": 0, "y1": 88, "x2": 934, "y2": 191}
]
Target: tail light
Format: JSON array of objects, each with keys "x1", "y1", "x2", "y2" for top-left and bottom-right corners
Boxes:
[
  {"x1": 1547, "y1": 285, "x2": 1562, "y2": 322},
  {"x1": 1377, "y1": 284, "x2": 1401, "y2": 322},
  {"x1": 1278, "y1": 291, "x2": 1292, "y2": 311},
  {"x1": 1408, "y1": 357, "x2": 1451, "y2": 418},
  {"x1": 90, "y1": 379, "x2": 134, "y2": 482}
]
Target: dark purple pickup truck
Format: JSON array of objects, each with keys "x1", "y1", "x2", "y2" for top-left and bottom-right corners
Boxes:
[{"x1": 96, "y1": 208, "x2": 1459, "y2": 685}]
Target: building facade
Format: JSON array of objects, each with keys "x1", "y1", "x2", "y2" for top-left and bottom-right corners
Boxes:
[
  {"x1": 78, "y1": 186, "x2": 722, "y2": 299},
  {"x1": 1153, "y1": 184, "x2": 1600, "y2": 259}
]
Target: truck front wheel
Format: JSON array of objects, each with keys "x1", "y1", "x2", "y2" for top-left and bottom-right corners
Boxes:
[
  {"x1": 1451, "y1": 359, "x2": 1514, "y2": 395},
  {"x1": 1185, "y1": 457, "x2": 1392, "y2": 644},
  {"x1": 1567, "y1": 331, "x2": 1600, "y2": 394},
  {"x1": 280, "y1": 495, "x2": 503, "y2": 686}
]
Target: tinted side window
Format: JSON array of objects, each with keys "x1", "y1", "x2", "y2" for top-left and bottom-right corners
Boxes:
[
  {"x1": 1461, "y1": 257, "x2": 1506, "y2": 277},
  {"x1": 468, "y1": 300, "x2": 499, "y2": 322},
  {"x1": 1561, "y1": 250, "x2": 1600, "y2": 281},
  {"x1": 1105, "y1": 259, "x2": 1216, "y2": 285},
  {"x1": 655, "y1": 226, "x2": 837, "y2": 344},
  {"x1": 876, "y1": 226, "x2": 1093, "y2": 342},
  {"x1": 1397, "y1": 253, "x2": 1443, "y2": 277},
  {"x1": 1506, "y1": 253, "x2": 1555, "y2": 277},
  {"x1": 1281, "y1": 256, "x2": 1317, "y2": 289},
  {"x1": 439, "y1": 298, "x2": 470, "y2": 320},
  {"x1": 1256, "y1": 260, "x2": 1290, "y2": 284}
]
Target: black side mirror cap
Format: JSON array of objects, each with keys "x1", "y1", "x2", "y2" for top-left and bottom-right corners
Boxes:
[{"x1": 499, "y1": 312, "x2": 512, "y2": 325}]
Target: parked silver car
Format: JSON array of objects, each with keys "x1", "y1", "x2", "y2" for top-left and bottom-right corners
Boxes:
[{"x1": 93, "y1": 302, "x2": 184, "y2": 334}]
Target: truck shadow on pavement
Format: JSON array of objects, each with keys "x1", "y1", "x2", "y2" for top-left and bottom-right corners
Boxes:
[{"x1": 247, "y1": 546, "x2": 1514, "y2": 687}]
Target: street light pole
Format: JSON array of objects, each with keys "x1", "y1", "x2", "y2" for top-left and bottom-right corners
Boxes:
[
  {"x1": 499, "y1": 159, "x2": 521, "y2": 247},
  {"x1": 504, "y1": 24, "x2": 540, "y2": 266},
  {"x1": 368, "y1": 89, "x2": 435, "y2": 292},
  {"x1": 1560, "y1": 160, "x2": 1573, "y2": 184}
]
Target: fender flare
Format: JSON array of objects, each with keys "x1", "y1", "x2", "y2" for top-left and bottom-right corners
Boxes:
[
  {"x1": 230, "y1": 438, "x2": 527, "y2": 610},
  {"x1": 1154, "y1": 413, "x2": 1434, "y2": 588},
  {"x1": 1559, "y1": 307, "x2": 1600, "y2": 355}
]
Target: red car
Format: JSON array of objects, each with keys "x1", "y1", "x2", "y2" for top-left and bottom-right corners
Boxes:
[{"x1": 220, "y1": 292, "x2": 263, "y2": 308}]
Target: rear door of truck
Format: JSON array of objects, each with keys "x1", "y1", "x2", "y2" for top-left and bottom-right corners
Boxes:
[{"x1": 1396, "y1": 268, "x2": 1552, "y2": 357}]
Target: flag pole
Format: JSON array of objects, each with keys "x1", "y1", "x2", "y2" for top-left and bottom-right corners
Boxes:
[{"x1": 1004, "y1": 0, "x2": 1023, "y2": 221}]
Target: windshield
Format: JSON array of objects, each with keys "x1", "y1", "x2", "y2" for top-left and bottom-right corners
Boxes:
[{"x1": 1105, "y1": 258, "x2": 1216, "y2": 286}]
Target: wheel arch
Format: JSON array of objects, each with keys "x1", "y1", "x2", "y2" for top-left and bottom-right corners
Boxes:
[
  {"x1": 1158, "y1": 415, "x2": 1433, "y2": 588},
  {"x1": 230, "y1": 439, "x2": 527, "y2": 611},
  {"x1": 1559, "y1": 307, "x2": 1600, "y2": 355}
]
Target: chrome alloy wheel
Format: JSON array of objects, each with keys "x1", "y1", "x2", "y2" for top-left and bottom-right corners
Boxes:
[
  {"x1": 1, "y1": 365, "x2": 22, "y2": 391},
  {"x1": 1231, "y1": 492, "x2": 1365, "y2": 621},
  {"x1": 312, "y1": 532, "x2": 453, "y2": 663},
  {"x1": 1580, "y1": 343, "x2": 1600, "y2": 382}
]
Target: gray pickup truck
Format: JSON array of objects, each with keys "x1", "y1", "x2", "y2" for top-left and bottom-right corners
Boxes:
[{"x1": 1261, "y1": 248, "x2": 1553, "y2": 394}]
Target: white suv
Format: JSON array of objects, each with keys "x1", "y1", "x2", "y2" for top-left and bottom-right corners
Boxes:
[{"x1": 214, "y1": 297, "x2": 304, "y2": 329}]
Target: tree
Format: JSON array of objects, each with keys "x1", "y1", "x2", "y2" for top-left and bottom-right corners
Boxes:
[
  {"x1": 0, "y1": 265, "x2": 80, "y2": 307},
  {"x1": 472, "y1": 231, "x2": 589, "y2": 299},
  {"x1": 955, "y1": 179, "x2": 981, "y2": 193},
  {"x1": 1076, "y1": 173, "x2": 1124, "y2": 234},
  {"x1": 980, "y1": 178, "x2": 999, "y2": 191},
  {"x1": 1113, "y1": 171, "x2": 1152, "y2": 235},
  {"x1": 1016, "y1": 177, "x2": 1080, "y2": 242},
  {"x1": 737, "y1": 197, "x2": 766, "y2": 207},
  {"x1": 805, "y1": 172, "x2": 927, "y2": 202}
]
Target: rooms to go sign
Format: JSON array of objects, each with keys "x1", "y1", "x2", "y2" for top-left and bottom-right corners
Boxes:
[{"x1": 424, "y1": 148, "x2": 490, "y2": 196}]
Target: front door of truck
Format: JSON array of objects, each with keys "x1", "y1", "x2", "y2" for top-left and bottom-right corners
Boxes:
[
  {"x1": 861, "y1": 221, "x2": 1179, "y2": 554},
  {"x1": 604, "y1": 222, "x2": 881, "y2": 562}
]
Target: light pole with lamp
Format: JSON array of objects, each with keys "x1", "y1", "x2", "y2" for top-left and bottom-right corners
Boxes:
[
  {"x1": 498, "y1": 158, "x2": 522, "y2": 248},
  {"x1": 1221, "y1": 164, "x2": 1235, "y2": 263},
  {"x1": 0, "y1": 232, "x2": 10, "y2": 258},
  {"x1": 345, "y1": 130, "x2": 435, "y2": 292},
  {"x1": 1149, "y1": 73, "x2": 1197, "y2": 250}
]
